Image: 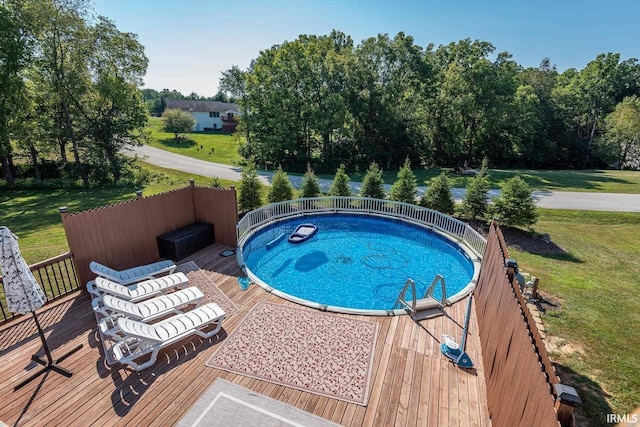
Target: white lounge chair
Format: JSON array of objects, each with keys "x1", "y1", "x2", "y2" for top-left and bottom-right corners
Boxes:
[
  {"x1": 93, "y1": 286, "x2": 204, "y2": 328},
  {"x1": 86, "y1": 273, "x2": 188, "y2": 302},
  {"x1": 111, "y1": 303, "x2": 226, "y2": 371},
  {"x1": 90, "y1": 260, "x2": 176, "y2": 285}
]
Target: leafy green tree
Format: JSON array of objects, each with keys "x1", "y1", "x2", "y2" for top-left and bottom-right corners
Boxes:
[
  {"x1": 32, "y1": 0, "x2": 92, "y2": 185},
  {"x1": 300, "y1": 165, "x2": 321, "y2": 198},
  {"x1": 329, "y1": 164, "x2": 351, "y2": 196},
  {"x1": 238, "y1": 160, "x2": 262, "y2": 212},
  {"x1": 491, "y1": 176, "x2": 538, "y2": 229},
  {"x1": 420, "y1": 172, "x2": 455, "y2": 214},
  {"x1": 388, "y1": 158, "x2": 417, "y2": 204},
  {"x1": 162, "y1": 108, "x2": 195, "y2": 140},
  {"x1": 429, "y1": 39, "x2": 517, "y2": 166},
  {"x1": 604, "y1": 96, "x2": 640, "y2": 169},
  {"x1": 0, "y1": 3, "x2": 32, "y2": 185},
  {"x1": 268, "y1": 166, "x2": 294, "y2": 203},
  {"x1": 360, "y1": 162, "x2": 385, "y2": 199},
  {"x1": 461, "y1": 160, "x2": 490, "y2": 219}
]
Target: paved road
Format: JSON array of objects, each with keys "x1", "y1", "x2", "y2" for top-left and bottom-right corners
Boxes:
[{"x1": 125, "y1": 144, "x2": 640, "y2": 212}]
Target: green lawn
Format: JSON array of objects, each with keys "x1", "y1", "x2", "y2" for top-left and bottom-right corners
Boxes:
[
  {"x1": 511, "y1": 209, "x2": 640, "y2": 424},
  {"x1": 144, "y1": 117, "x2": 640, "y2": 194},
  {"x1": 0, "y1": 161, "x2": 269, "y2": 264},
  {"x1": 145, "y1": 116, "x2": 243, "y2": 166}
]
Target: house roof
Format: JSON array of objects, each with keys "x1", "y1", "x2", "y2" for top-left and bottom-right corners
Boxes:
[{"x1": 165, "y1": 99, "x2": 238, "y2": 113}]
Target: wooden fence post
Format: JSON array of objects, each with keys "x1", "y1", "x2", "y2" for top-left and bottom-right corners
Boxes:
[{"x1": 554, "y1": 383, "x2": 582, "y2": 427}]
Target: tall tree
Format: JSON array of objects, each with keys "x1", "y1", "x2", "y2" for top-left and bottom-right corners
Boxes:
[
  {"x1": 604, "y1": 96, "x2": 640, "y2": 169},
  {"x1": 0, "y1": 3, "x2": 32, "y2": 185},
  {"x1": 33, "y1": 0, "x2": 92, "y2": 184},
  {"x1": 220, "y1": 65, "x2": 252, "y2": 156},
  {"x1": 73, "y1": 16, "x2": 148, "y2": 183},
  {"x1": 430, "y1": 39, "x2": 517, "y2": 167}
]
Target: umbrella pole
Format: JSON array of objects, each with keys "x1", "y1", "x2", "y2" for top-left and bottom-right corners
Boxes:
[{"x1": 13, "y1": 311, "x2": 83, "y2": 391}]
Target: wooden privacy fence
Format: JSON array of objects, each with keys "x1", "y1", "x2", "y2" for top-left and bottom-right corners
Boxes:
[
  {"x1": 61, "y1": 183, "x2": 237, "y2": 286},
  {"x1": 474, "y1": 222, "x2": 564, "y2": 427}
]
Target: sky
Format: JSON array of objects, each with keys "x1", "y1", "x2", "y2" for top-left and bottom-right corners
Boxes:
[{"x1": 94, "y1": 0, "x2": 640, "y2": 96}]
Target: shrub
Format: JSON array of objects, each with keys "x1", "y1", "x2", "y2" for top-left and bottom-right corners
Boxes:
[
  {"x1": 238, "y1": 159, "x2": 262, "y2": 212},
  {"x1": 268, "y1": 166, "x2": 294, "y2": 203},
  {"x1": 491, "y1": 175, "x2": 538, "y2": 229},
  {"x1": 419, "y1": 171, "x2": 455, "y2": 214},
  {"x1": 161, "y1": 108, "x2": 196, "y2": 140},
  {"x1": 360, "y1": 162, "x2": 386, "y2": 199},
  {"x1": 461, "y1": 162, "x2": 490, "y2": 219},
  {"x1": 329, "y1": 164, "x2": 351, "y2": 196},
  {"x1": 388, "y1": 158, "x2": 417, "y2": 204},
  {"x1": 301, "y1": 165, "x2": 321, "y2": 198}
]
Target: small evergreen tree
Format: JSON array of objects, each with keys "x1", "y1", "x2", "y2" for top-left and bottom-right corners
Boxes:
[
  {"x1": 161, "y1": 108, "x2": 195, "y2": 140},
  {"x1": 268, "y1": 166, "x2": 294, "y2": 203},
  {"x1": 461, "y1": 160, "x2": 490, "y2": 219},
  {"x1": 301, "y1": 165, "x2": 321, "y2": 198},
  {"x1": 238, "y1": 160, "x2": 262, "y2": 212},
  {"x1": 419, "y1": 172, "x2": 455, "y2": 214},
  {"x1": 329, "y1": 164, "x2": 351, "y2": 196},
  {"x1": 388, "y1": 158, "x2": 417, "y2": 204},
  {"x1": 360, "y1": 162, "x2": 386, "y2": 199},
  {"x1": 491, "y1": 175, "x2": 538, "y2": 229}
]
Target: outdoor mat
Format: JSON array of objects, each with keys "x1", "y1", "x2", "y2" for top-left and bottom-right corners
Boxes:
[
  {"x1": 176, "y1": 378, "x2": 342, "y2": 427},
  {"x1": 176, "y1": 261, "x2": 239, "y2": 317},
  {"x1": 206, "y1": 302, "x2": 379, "y2": 406}
]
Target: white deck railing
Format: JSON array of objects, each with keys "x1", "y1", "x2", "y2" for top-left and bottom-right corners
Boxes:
[{"x1": 237, "y1": 197, "x2": 487, "y2": 258}]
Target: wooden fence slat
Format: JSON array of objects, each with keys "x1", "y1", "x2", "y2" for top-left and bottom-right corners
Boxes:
[{"x1": 473, "y1": 222, "x2": 560, "y2": 427}]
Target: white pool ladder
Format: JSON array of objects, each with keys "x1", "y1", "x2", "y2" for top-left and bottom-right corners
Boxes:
[{"x1": 395, "y1": 275, "x2": 447, "y2": 318}]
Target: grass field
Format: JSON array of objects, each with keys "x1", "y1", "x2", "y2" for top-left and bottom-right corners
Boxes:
[
  {"x1": 511, "y1": 209, "x2": 640, "y2": 424},
  {"x1": 145, "y1": 117, "x2": 243, "y2": 166},
  {"x1": 146, "y1": 117, "x2": 640, "y2": 194}
]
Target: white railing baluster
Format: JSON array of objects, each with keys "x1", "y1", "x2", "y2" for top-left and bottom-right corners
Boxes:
[{"x1": 236, "y1": 197, "x2": 486, "y2": 258}]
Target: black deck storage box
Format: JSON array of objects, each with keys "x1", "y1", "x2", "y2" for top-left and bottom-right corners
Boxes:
[{"x1": 157, "y1": 222, "x2": 214, "y2": 261}]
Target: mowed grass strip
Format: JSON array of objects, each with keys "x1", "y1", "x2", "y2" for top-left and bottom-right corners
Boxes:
[
  {"x1": 145, "y1": 116, "x2": 243, "y2": 166},
  {"x1": 510, "y1": 209, "x2": 640, "y2": 424}
]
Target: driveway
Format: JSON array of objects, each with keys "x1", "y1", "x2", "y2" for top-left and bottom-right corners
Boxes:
[{"x1": 125, "y1": 144, "x2": 640, "y2": 212}]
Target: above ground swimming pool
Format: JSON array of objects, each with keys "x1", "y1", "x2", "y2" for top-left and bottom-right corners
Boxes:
[{"x1": 239, "y1": 214, "x2": 480, "y2": 315}]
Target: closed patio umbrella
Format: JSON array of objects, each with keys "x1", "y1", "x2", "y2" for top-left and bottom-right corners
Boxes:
[{"x1": 0, "y1": 227, "x2": 82, "y2": 390}]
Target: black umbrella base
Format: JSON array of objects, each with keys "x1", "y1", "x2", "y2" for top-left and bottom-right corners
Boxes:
[{"x1": 14, "y1": 344, "x2": 84, "y2": 391}]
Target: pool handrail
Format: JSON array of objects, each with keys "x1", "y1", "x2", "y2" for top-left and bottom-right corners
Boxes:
[{"x1": 237, "y1": 197, "x2": 487, "y2": 258}]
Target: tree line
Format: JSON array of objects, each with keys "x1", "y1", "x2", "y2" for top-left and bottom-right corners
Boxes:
[
  {"x1": 1, "y1": 0, "x2": 148, "y2": 187},
  {"x1": 221, "y1": 31, "x2": 640, "y2": 173}
]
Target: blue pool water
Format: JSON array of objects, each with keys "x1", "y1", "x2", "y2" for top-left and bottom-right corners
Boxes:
[{"x1": 242, "y1": 215, "x2": 475, "y2": 311}]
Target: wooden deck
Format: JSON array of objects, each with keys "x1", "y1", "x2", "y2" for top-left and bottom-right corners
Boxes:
[{"x1": 0, "y1": 243, "x2": 490, "y2": 426}]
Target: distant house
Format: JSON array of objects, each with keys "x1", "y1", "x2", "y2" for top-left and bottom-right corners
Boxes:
[{"x1": 164, "y1": 100, "x2": 239, "y2": 132}]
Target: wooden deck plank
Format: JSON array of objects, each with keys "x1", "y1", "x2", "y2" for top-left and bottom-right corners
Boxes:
[{"x1": 0, "y1": 243, "x2": 490, "y2": 427}]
